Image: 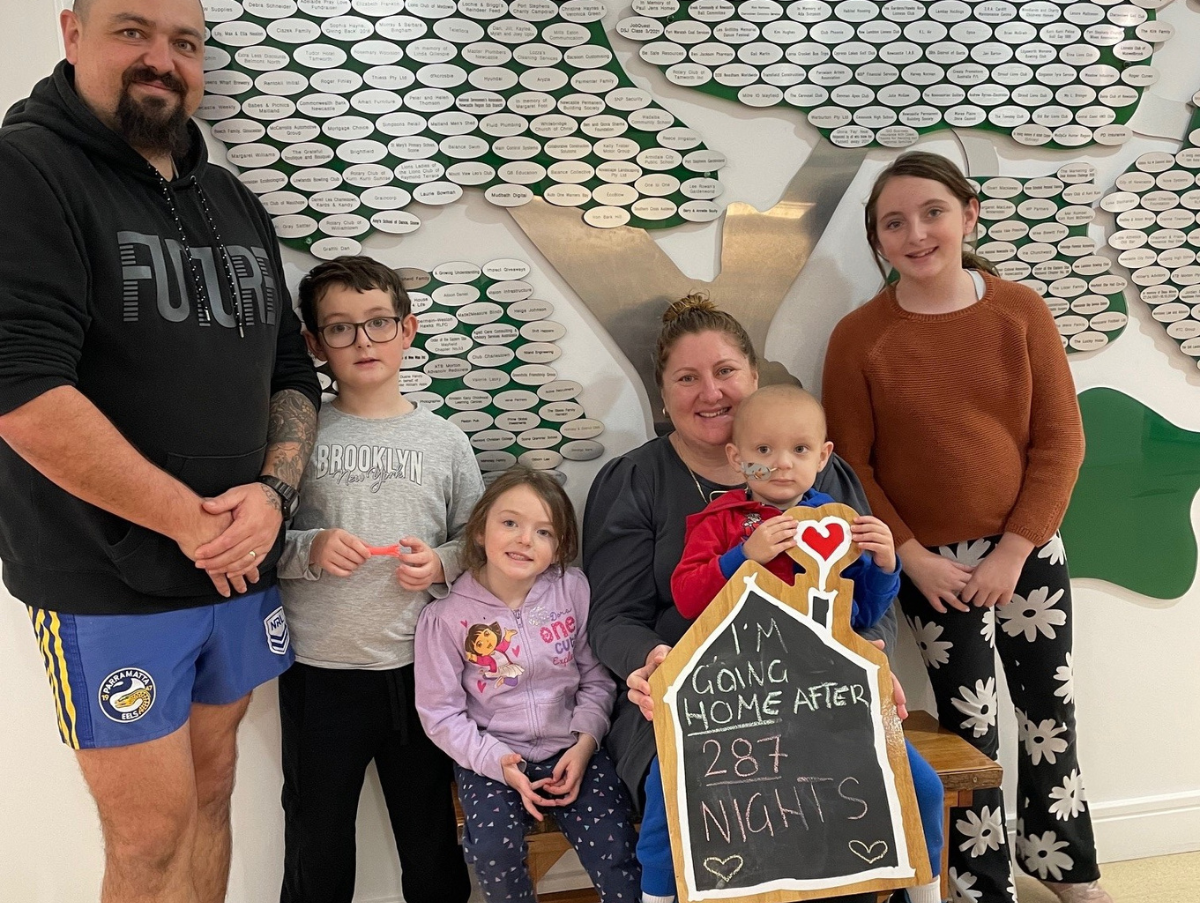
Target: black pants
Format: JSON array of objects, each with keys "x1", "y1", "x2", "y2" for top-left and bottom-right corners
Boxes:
[
  {"x1": 279, "y1": 662, "x2": 471, "y2": 903},
  {"x1": 900, "y1": 534, "x2": 1100, "y2": 903}
]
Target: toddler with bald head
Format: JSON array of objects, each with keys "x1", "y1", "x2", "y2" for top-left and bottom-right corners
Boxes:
[{"x1": 670, "y1": 384, "x2": 946, "y2": 903}]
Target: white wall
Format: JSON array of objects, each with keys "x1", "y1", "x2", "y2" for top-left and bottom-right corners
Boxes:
[{"x1": 0, "y1": 0, "x2": 1197, "y2": 900}]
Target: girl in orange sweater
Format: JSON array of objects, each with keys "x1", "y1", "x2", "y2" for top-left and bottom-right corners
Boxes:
[{"x1": 823, "y1": 152, "x2": 1109, "y2": 903}]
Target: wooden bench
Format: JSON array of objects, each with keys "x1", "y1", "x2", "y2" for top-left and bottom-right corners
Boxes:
[
  {"x1": 894, "y1": 711, "x2": 1004, "y2": 901},
  {"x1": 454, "y1": 711, "x2": 1002, "y2": 902},
  {"x1": 452, "y1": 790, "x2": 589, "y2": 903}
]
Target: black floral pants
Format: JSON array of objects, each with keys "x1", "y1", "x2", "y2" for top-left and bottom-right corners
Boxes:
[{"x1": 899, "y1": 534, "x2": 1101, "y2": 903}]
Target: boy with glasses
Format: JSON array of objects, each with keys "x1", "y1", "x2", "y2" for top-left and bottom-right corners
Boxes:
[{"x1": 277, "y1": 255, "x2": 483, "y2": 903}]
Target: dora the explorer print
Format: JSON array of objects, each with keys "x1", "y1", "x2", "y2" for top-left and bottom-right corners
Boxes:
[{"x1": 464, "y1": 622, "x2": 524, "y2": 689}]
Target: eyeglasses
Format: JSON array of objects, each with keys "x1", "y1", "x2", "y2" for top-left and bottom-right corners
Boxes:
[{"x1": 317, "y1": 316, "x2": 404, "y2": 348}]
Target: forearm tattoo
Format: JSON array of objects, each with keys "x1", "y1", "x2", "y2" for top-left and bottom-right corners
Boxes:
[
  {"x1": 259, "y1": 482, "x2": 282, "y2": 514},
  {"x1": 264, "y1": 389, "x2": 317, "y2": 488}
]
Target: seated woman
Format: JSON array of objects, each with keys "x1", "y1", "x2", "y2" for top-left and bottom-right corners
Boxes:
[{"x1": 582, "y1": 295, "x2": 901, "y2": 903}]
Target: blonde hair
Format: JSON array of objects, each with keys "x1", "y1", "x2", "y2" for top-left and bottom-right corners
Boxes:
[
  {"x1": 864, "y1": 152, "x2": 998, "y2": 281},
  {"x1": 654, "y1": 292, "x2": 757, "y2": 388}
]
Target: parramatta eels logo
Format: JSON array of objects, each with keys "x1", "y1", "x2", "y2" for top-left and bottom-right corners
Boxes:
[
  {"x1": 98, "y1": 668, "x2": 155, "y2": 723},
  {"x1": 264, "y1": 606, "x2": 290, "y2": 656}
]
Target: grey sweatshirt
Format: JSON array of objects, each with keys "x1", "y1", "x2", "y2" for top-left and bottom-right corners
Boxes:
[{"x1": 279, "y1": 405, "x2": 484, "y2": 669}]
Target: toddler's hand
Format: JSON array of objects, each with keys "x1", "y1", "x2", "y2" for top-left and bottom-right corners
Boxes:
[
  {"x1": 542, "y1": 734, "x2": 597, "y2": 805},
  {"x1": 310, "y1": 529, "x2": 370, "y2": 577},
  {"x1": 741, "y1": 514, "x2": 797, "y2": 564},
  {"x1": 394, "y1": 536, "x2": 444, "y2": 591},
  {"x1": 500, "y1": 753, "x2": 559, "y2": 821},
  {"x1": 852, "y1": 515, "x2": 897, "y2": 573}
]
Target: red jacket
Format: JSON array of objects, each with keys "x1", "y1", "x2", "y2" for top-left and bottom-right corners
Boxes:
[
  {"x1": 673, "y1": 490, "x2": 800, "y2": 618},
  {"x1": 672, "y1": 489, "x2": 898, "y2": 625}
]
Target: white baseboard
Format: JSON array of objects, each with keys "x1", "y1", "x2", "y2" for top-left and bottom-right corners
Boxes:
[
  {"x1": 535, "y1": 849, "x2": 591, "y2": 895},
  {"x1": 1000, "y1": 790, "x2": 1200, "y2": 867},
  {"x1": 526, "y1": 791, "x2": 1200, "y2": 897},
  {"x1": 534, "y1": 793, "x2": 1200, "y2": 884},
  {"x1": 1090, "y1": 790, "x2": 1200, "y2": 863},
  {"x1": 353, "y1": 851, "x2": 595, "y2": 902},
  {"x1": 362, "y1": 792, "x2": 1200, "y2": 902}
]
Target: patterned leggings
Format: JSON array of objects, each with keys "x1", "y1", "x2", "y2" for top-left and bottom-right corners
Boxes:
[
  {"x1": 900, "y1": 533, "x2": 1101, "y2": 903},
  {"x1": 455, "y1": 747, "x2": 641, "y2": 902}
]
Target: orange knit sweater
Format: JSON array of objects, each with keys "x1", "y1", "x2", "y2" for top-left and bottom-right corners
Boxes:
[{"x1": 822, "y1": 272, "x2": 1084, "y2": 549}]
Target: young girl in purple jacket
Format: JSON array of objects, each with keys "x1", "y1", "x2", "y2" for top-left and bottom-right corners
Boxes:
[{"x1": 415, "y1": 468, "x2": 641, "y2": 902}]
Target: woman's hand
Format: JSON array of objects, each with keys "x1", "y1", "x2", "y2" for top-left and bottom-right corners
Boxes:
[
  {"x1": 869, "y1": 639, "x2": 907, "y2": 720},
  {"x1": 628, "y1": 644, "x2": 671, "y2": 722},
  {"x1": 542, "y1": 734, "x2": 597, "y2": 805},
  {"x1": 851, "y1": 515, "x2": 896, "y2": 573},
  {"x1": 900, "y1": 540, "x2": 973, "y2": 613},
  {"x1": 500, "y1": 753, "x2": 559, "y2": 821},
  {"x1": 961, "y1": 533, "x2": 1033, "y2": 608},
  {"x1": 741, "y1": 515, "x2": 797, "y2": 564}
]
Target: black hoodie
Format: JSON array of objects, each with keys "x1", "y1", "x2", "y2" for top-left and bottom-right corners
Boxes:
[{"x1": 0, "y1": 62, "x2": 321, "y2": 614}]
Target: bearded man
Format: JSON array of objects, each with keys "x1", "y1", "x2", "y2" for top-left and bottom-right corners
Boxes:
[{"x1": 0, "y1": 2, "x2": 320, "y2": 900}]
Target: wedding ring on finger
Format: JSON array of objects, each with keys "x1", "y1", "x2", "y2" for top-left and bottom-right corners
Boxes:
[{"x1": 247, "y1": 549, "x2": 257, "y2": 561}]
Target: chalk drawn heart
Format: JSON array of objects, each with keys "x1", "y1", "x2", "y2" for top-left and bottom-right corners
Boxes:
[
  {"x1": 702, "y1": 855, "x2": 744, "y2": 883},
  {"x1": 800, "y1": 522, "x2": 846, "y2": 561},
  {"x1": 849, "y1": 839, "x2": 888, "y2": 864},
  {"x1": 476, "y1": 680, "x2": 487, "y2": 694}
]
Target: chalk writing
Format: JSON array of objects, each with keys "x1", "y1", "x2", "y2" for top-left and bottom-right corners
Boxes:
[
  {"x1": 653, "y1": 511, "x2": 927, "y2": 901},
  {"x1": 665, "y1": 585, "x2": 907, "y2": 894}
]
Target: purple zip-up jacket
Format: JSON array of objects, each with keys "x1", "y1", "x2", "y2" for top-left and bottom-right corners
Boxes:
[{"x1": 415, "y1": 567, "x2": 615, "y2": 784}]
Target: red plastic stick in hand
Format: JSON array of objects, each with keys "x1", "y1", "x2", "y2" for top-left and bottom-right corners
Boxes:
[{"x1": 367, "y1": 544, "x2": 405, "y2": 558}]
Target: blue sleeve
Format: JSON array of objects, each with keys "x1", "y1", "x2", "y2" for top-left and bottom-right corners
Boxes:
[
  {"x1": 719, "y1": 544, "x2": 748, "y2": 579},
  {"x1": 843, "y1": 552, "x2": 901, "y2": 631}
]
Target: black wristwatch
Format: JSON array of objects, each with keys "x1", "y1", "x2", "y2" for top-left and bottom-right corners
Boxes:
[{"x1": 257, "y1": 475, "x2": 299, "y2": 519}]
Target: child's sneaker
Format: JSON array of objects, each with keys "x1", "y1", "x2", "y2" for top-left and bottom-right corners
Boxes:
[{"x1": 1040, "y1": 880, "x2": 1114, "y2": 903}]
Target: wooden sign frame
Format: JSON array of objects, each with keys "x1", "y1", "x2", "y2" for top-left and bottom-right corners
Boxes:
[{"x1": 650, "y1": 503, "x2": 930, "y2": 902}]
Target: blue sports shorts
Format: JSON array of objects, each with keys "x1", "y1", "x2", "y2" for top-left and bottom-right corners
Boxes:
[{"x1": 27, "y1": 586, "x2": 294, "y2": 749}]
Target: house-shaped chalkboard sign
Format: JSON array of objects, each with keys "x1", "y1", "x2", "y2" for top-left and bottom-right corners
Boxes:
[{"x1": 650, "y1": 503, "x2": 930, "y2": 902}]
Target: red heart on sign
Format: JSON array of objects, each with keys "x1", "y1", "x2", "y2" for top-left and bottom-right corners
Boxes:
[{"x1": 801, "y1": 522, "x2": 846, "y2": 562}]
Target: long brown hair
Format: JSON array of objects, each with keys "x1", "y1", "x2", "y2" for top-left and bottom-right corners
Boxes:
[
  {"x1": 654, "y1": 292, "x2": 757, "y2": 389},
  {"x1": 461, "y1": 468, "x2": 579, "y2": 575},
  {"x1": 864, "y1": 152, "x2": 998, "y2": 281}
]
